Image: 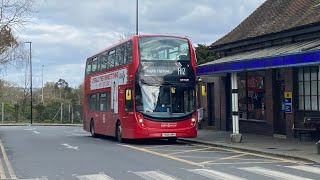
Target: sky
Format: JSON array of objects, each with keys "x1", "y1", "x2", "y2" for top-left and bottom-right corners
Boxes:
[{"x1": 2, "y1": 0, "x2": 266, "y2": 88}]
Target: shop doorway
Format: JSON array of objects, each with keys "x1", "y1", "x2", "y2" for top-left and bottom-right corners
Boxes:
[
  {"x1": 207, "y1": 83, "x2": 215, "y2": 126},
  {"x1": 274, "y1": 69, "x2": 287, "y2": 135}
]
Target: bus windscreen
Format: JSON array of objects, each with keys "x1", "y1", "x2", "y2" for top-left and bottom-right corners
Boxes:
[{"x1": 138, "y1": 37, "x2": 190, "y2": 61}]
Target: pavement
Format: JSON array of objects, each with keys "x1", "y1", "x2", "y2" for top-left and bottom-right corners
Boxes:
[{"x1": 180, "y1": 129, "x2": 320, "y2": 164}]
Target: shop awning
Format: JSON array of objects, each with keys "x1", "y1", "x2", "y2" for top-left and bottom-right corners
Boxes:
[{"x1": 197, "y1": 39, "x2": 320, "y2": 76}]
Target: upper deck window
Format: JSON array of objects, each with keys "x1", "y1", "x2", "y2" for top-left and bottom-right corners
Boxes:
[{"x1": 138, "y1": 37, "x2": 190, "y2": 61}]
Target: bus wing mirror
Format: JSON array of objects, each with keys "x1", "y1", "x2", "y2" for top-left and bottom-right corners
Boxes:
[
  {"x1": 201, "y1": 85, "x2": 206, "y2": 96},
  {"x1": 126, "y1": 89, "x2": 132, "y2": 100}
]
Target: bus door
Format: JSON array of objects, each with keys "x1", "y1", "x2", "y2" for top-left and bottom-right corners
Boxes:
[{"x1": 119, "y1": 86, "x2": 135, "y2": 137}]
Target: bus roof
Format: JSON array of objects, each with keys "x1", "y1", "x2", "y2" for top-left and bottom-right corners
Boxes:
[{"x1": 87, "y1": 34, "x2": 191, "y2": 59}]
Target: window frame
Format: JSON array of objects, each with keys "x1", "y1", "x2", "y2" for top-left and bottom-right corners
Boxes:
[
  {"x1": 238, "y1": 71, "x2": 266, "y2": 121},
  {"x1": 298, "y1": 66, "x2": 320, "y2": 111}
]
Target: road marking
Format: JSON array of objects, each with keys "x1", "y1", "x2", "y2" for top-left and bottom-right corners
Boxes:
[
  {"x1": 0, "y1": 140, "x2": 16, "y2": 179},
  {"x1": 0, "y1": 158, "x2": 7, "y2": 179},
  {"x1": 19, "y1": 178, "x2": 48, "y2": 180},
  {"x1": 175, "y1": 155, "x2": 224, "y2": 159},
  {"x1": 24, "y1": 128, "x2": 36, "y2": 131},
  {"x1": 167, "y1": 147, "x2": 213, "y2": 155},
  {"x1": 76, "y1": 173, "x2": 114, "y2": 180},
  {"x1": 133, "y1": 171, "x2": 180, "y2": 180},
  {"x1": 188, "y1": 169, "x2": 247, "y2": 180},
  {"x1": 33, "y1": 131, "x2": 40, "y2": 134},
  {"x1": 61, "y1": 143, "x2": 79, "y2": 150},
  {"x1": 187, "y1": 144, "x2": 303, "y2": 164},
  {"x1": 121, "y1": 145, "x2": 200, "y2": 166},
  {"x1": 205, "y1": 161, "x2": 287, "y2": 165},
  {"x1": 286, "y1": 165, "x2": 320, "y2": 175},
  {"x1": 198, "y1": 153, "x2": 248, "y2": 165},
  {"x1": 239, "y1": 166, "x2": 313, "y2": 180}
]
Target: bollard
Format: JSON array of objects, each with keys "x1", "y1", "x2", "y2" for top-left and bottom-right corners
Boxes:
[{"x1": 317, "y1": 140, "x2": 320, "y2": 155}]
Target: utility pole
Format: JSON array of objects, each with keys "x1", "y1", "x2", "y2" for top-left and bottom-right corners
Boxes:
[
  {"x1": 60, "y1": 103, "x2": 63, "y2": 124},
  {"x1": 1, "y1": 102, "x2": 4, "y2": 124},
  {"x1": 24, "y1": 42, "x2": 32, "y2": 124},
  {"x1": 136, "y1": 0, "x2": 138, "y2": 35},
  {"x1": 41, "y1": 65, "x2": 44, "y2": 102},
  {"x1": 68, "y1": 104, "x2": 71, "y2": 122},
  {"x1": 71, "y1": 107, "x2": 74, "y2": 124}
]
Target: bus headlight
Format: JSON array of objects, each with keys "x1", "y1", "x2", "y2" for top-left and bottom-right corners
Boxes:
[
  {"x1": 137, "y1": 114, "x2": 146, "y2": 127},
  {"x1": 191, "y1": 117, "x2": 196, "y2": 126}
]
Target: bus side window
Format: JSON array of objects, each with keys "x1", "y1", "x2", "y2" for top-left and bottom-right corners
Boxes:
[
  {"x1": 88, "y1": 94, "x2": 98, "y2": 111},
  {"x1": 106, "y1": 91, "x2": 111, "y2": 111},
  {"x1": 86, "y1": 59, "x2": 92, "y2": 74},
  {"x1": 108, "y1": 50, "x2": 115, "y2": 68},
  {"x1": 124, "y1": 40, "x2": 133, "y2": 64},
  {"x1": 116, "y1": 45, "x2": 124, "y2": 66},
  {"x1": 91, "y1": 57, "x2": 98, "y2": 72},
  {"x1": 99, "y1": 93, "x2": 106, "y2": 111},
  {"x1": 99, "y1": 53, "x2": 108, "y2": 70},
  {"x1": 125, "y1": 88, "x2": 133, "y2": 112}
]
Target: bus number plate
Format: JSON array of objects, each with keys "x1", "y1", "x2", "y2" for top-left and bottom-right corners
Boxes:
[{"x1": 162, "y1": 133, "x2": 176, "y2": 137}]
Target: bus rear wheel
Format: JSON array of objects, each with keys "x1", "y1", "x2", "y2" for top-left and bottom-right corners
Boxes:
[
  {"x1": 90, "y1": 120, "x2": 96, "y2": 138},
  {"x1": 116, "y1": 121, "x2": 123, "y2": 143}
]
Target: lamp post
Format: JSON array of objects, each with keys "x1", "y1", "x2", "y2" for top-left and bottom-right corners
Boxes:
[
  {"x1": 41, "y1": 65, "x2": 44, "y2": 103},
  {"x1": 136, "y1": 0, "x2": 138, "y2": 35},
  {"x1": 24, "y1": 42, "x2": 32, "y2": 124}
]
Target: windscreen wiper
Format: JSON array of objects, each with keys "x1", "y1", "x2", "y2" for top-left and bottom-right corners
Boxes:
[{"x1": 140, "y1": 79, "x2": 161, "y2": 86}]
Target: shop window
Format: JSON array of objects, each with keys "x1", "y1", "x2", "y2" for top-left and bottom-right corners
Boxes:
[
  {"x1": 298, "y1": 66, "x2": 320, "y2": 111},
  {"x1": 238, "y1": 71, "x2": 265, "y2": 120}
]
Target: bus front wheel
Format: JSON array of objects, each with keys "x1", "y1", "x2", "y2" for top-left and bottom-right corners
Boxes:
[
  {"x1": 90, "y1": 120, "x2": 96, "y2": 138},
  {"x1": 116, "y1": 121, "x2": 123, "y2": 143}
]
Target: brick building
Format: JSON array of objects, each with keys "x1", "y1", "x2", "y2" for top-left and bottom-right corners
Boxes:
[{"x1": 197, "y1": 0, "x2": 320, "y2": 138}]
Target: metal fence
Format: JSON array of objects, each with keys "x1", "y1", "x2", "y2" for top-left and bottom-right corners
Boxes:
[{"x1": 0, "y1": 102, "x2": 83, "y2": 124}]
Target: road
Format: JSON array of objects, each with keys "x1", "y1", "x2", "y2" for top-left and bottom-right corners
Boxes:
[{"x1": 0, "y1": 126, "x2": 319, "y2": 180}]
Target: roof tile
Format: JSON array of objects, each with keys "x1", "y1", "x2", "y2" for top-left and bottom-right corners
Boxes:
[{"x1": 212, "y1": 0, "x2": 320, "y2": 47}]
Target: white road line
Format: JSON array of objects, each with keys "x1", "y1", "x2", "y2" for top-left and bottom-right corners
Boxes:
[
  {"x1": 18, "y1": 178, "x2": 48, "y2": 180},
  {"x1": 24, "y1": 128, "x2": 36, "y2": 131},
  {"x1": 33, "y1": 131, "x2": 40, "y2": 134},
  {"x1": 133, "y1": 171, "x2": 181, "y2": 180},
  {"x1": 61, "y1": 143, "x2": 79, "y2": 150},
  {"x1": 286, "y1": 165, "x2": 320, "y2": 175},
  {"x1": 0, "y1": 140, "x2": 17, "y2": 179},
  {"x1": 188, "y1": 169, "x2": 247, "y2": 180},
  {"x1": 76, "y1": 174, "x2": 114, "y2": 180},
  {"x1": 0, "y1": 158, "x2": 7, "y2": 179},
  {"x1": 239, "y1": 166, "x2": 313, "y2": 180}
]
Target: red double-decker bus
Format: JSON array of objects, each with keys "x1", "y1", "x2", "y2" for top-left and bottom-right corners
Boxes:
[{"x1": 83, "y1": 34, "x2": 197, "y2": 143}]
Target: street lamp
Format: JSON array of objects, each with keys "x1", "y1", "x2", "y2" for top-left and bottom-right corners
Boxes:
[
  {"x1": 24, "y1": 42, "x2": 32, "y2": 124},
  {"x1": 42, "y1": 65, "x2": 44, "y2": 103}
]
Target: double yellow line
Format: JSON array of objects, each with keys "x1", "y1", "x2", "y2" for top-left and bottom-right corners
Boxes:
[{"x1": 0, "y1": 140, "x2": 16, "y2": 179}]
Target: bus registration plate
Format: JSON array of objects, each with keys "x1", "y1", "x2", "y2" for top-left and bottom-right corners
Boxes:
[{"x1": 162, "y1": 133, "x2": 176, "y2": 137}]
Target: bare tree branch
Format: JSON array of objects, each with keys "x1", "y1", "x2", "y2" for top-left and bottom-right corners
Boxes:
[{"x1": 0, "y1": 0, "x2": 35, "y2": 69}]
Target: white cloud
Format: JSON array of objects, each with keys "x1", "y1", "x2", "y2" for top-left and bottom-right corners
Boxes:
[{"x1": 3, "y1": 0, "x2": 266, "y2": 87}]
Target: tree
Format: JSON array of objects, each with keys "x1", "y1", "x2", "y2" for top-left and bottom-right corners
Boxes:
[
  {"x1": 55, "y1": 78, "x2": 71, "y2": 99},
  {"x1": 195, "y1": 44, "x2": 218, "y2": 65},
  {"x1": 0, "y1": 0, "x2": 35, "y2": 69}
]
